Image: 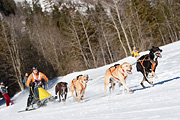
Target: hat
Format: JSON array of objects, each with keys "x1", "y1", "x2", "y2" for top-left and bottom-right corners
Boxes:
[{"x1": 32, "y1": 65, "x2": 38, "y2": 70}]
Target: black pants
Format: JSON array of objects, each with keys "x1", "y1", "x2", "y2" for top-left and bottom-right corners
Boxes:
[
  {"x1": 27, "y1": 81, "x2": 46, "y2": 107},
  {"x1": 27, "y1": 85, "x2": 34, "y2": 107}
]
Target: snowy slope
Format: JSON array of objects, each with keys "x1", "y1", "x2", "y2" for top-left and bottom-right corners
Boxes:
[
  {"x1": 15, "y1": 0, "x2": 56, "y2": 12},
  {"x1": 14, "y1": 0, "x2": 94, "y2": 12},
  {"x1": 1, "y1": 41, "x2": 180, "y2": 120}
]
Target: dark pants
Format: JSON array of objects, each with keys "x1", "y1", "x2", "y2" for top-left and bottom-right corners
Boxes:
[
  {"x1": 27, "y1": 85, "x2": 34, "y2": 107},
  {"x1": 27, "y1": 80, "x2": 46, "y2": 107},
  {"x1": 41, "y1": 79, "x2": 46, "y2": 89}
]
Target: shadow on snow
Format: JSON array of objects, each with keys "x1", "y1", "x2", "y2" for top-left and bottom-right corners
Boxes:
[{"x1": 132, "y1": 76, "x2": 180, "y2": 92}]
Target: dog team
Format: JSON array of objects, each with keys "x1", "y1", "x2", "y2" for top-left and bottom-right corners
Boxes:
[{"x1": 55, "y1": 46, "x2": 162, "y2": 103}]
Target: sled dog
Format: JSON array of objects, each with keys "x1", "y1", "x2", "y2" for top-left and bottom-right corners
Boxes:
[
  {"x1": 69, "y1": 75, "x2": 89, "y2": 103},
  {"x1": 136, "y1": 46, "x2": 162, "y2": 88},
  {"x1": 104, "y1": 62, "x2": 132, "y2": 94},
  {"x1": 55, "y1": 82, "x2": 68, "y2": 102}
]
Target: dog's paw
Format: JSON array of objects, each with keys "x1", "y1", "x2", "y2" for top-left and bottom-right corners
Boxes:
[
  {"x1": 128, "y1": 89, "x2": 133, "y2": 94},
  {"x1": 149, "y1": 81, "x2": 153, "y2": 84}
]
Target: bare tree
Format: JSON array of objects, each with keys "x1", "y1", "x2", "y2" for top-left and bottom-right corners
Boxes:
[
  {"x1": 112, "y1": 0, "x2": 132, "y2": 53},
  {"x1": 109, "y1": 12, "x2": 128, "y2": 57},
  {"x1": 101, "y1": 24, "x2": 114, "y2": 63},
  {"x1": 2, "y1": 17, "x2": 24, "y2": 91},
  {"x1": 80, "y1": 15, "x2": 98, "y2": 67},
  {"x1": 69, "y1": 19, "x2": 90, "y2": 68}
]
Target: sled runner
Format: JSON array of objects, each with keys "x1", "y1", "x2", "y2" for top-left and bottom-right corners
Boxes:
[{"x1": 18, "y1": 108, "x2": 37, "y2": 113}]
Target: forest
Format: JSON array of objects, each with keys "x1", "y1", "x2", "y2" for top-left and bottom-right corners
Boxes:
[{"x1": 0, "y1": 0, "x2": 179, "y2": 96}]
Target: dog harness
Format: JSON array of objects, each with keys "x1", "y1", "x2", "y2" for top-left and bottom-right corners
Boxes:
[
  {"x1": 109, "y1": 65, "x2": 126, "y2": 82},
  {"x1": 138, "y1": 54, "x2": 157, "y2": 71},
  {"x1": 71, "y1": 79, "x2": 77, "y2": 85},
  {"x1": 71, "y1": 79, "x2": 86, "y2": 92},
  {"x1": 80, "y1": 83, "x2": 86, "y2": 91},
  {"x1": 150, "y1": 60, "x2": 157, "y2": 71}
]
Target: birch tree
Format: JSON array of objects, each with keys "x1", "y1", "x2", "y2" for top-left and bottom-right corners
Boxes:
[{"x1": 2, "y1": 18, "x2": 24, "y2": 91}]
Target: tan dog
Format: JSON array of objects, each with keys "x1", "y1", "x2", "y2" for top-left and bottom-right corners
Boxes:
[
  {"x1": 104, "y1": 62, "x2": 133, "y2": 94},
  {"x1": 69, "y1": 75, "x2": 89, "y2": 103}
]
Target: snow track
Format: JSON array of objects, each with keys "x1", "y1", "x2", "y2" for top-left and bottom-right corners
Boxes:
[{"x1": 1, "y1": 41, "x2": 180, "y2": 120}]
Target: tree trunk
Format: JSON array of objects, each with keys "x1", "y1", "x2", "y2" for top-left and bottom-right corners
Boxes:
[
  {"x1": 155, "y1": 17, "x2": 166, "y2": 45},
  {"x1": 110, "y1": 12, "x2": 128, "y2": 57},
  {"x1": 71, "y1": 21, "x2": 89, "y2": 68},
  {"x1": 47, "y1": 22, "x2": 60, "y2": 69},
  {"x1": 113, "y1": 0, "x2": 132, "y2": 54},
  {"x1": 98, "y1": 37, "x2": 106, "y2": 65},
  {"x1": 130, "y1": 1, "x2": 143, "y2": 47},
  {"x1": 162, "y1": 7, "x2": 175, "y2": 42},
  {"x1": 128, "y1": 22, "x2": 136, "y2": 46},
  {"x1": 2, "y1": 20, "x2": 24, "y2": 91},
  {"x1": 101, "y1": 25, "x2": 114, "y2": 63},
  {"x1": 80, "y1": 16, "x2": 97, "y2": 68}
]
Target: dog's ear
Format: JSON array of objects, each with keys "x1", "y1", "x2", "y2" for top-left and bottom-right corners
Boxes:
[
  {"x1": 150, "y1": 46, "x2": 155, "y2": 51},
  {"x1": 158, "y1": 47, "x2": 162, "y2": 52},
  {"x1": 77, "y1": 75, "x2": 83, "y2": 80}
]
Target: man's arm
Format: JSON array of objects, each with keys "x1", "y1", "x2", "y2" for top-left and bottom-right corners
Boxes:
[
  {"x1": 41, "y1": 73, "x2": 48, "y2": 82},
  {"x1": 26, "y1": 74, "x2": 33, "y2": 87}
]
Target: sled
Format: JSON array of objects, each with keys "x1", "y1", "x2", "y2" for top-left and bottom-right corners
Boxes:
[
  {"x1": 31, "y1": 86, "x2": 54, "y2": 107},
  {"x1": 18, "y1": 86, "x2": 57, "y2": 113}
]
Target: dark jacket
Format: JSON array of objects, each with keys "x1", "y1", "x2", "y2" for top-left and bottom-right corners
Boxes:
[
  {"x1": 0, "y1": 85, "x2": 7, "y2": 95},
  {"x1": 23, "y1": 76, "x2": 28, "y2": 84}
]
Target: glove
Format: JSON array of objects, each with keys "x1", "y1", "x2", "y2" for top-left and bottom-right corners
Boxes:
[
  {"x1": 29, "y1": 82, "x2": 35, "y2": 87},
  {"x1": 37, "y1": 81, "x2": 42, "y2": 86},
  {"x1": 42, "y1": 79, "x2": 46, "y2": 85}
]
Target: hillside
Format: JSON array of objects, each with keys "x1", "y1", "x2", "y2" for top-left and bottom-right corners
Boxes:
[
  {"x1": 0, "y1": 41, "x2": 180, "y2": 119},
  {"x1": 14, "y1": 0, "x2": 93, "y2": 12}
]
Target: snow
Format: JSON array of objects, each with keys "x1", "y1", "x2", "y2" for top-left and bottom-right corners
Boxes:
[
  {"x1": 14, "y1": 0, "x2": 94, "y2": 13},
  {"x1": 1, "y1": 41, "x2": 180, "y2": 119},
  {"x1": 15, "y1": 0, "x2": 56, "y2": 12}
]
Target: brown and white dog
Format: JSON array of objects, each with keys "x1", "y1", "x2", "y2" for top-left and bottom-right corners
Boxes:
[
  {"x1": 69, "y1": 75, "x2": 89, "y2": 103},
  {"x1": 55, "y1": 82, "x2": 68, "y2": 102},
  {"x1": 104, "y1": 62, "x2": 133, "y2": 94}
]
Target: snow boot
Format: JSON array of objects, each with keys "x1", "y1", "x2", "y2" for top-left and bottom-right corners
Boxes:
[
  {"x1": 25, "y1": 107, "x2": 29, "y2": 111},
  {"x1": 11, "y1": 101, "x2": 14, "y2": 105}
]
